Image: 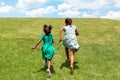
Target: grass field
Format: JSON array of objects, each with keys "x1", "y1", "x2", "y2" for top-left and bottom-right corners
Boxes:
[{"x1": 0, "y1": 18, "x2": 120, "y2": 80}]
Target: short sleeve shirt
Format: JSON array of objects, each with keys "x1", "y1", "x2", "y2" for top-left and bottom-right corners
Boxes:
[
  {"x1": 40, "y1": 34, "x2": 53, "y2": 45},
  {"x1": 63, "y1": 25, "x2": 76, "y2": 35}
]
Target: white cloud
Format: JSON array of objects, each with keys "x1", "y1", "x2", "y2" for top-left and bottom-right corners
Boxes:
[
  {"x1": 0, "y1": 0, "x2": 119, "y2": 20},
  {"x1": 114, "y1": 0, "x2": 120, "y2": 8},
  {"x1": 0, "y1": 5, "x2": 14, "y2": 13},
  {"x1": 57, "y1": 3, "x2": 71, "y2": 10},
  {"x1": 25, "y1": 6, "x2": 56, "y2": 17},
  {"x1": 101, "y1": 10, "x2": 120, "y2": 19},
  {"x1": 0, "y1": 2, "x2": 5, "y2": 6},
  {"x1": 82, "y1": 12, "x2": 96, "y2": 18},
  {"x1": 62, "y1": 0, "x2": 113, "y2": 10},
  {"x1": 58, "y1": 10, "x2": 80, "y2": 18},
  {"x1": 16, "y1": 0, "x2": 48, "y2": 9}
]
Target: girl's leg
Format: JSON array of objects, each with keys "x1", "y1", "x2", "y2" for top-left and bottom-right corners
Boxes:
[
  {"x1": 44, "y1": 58, "x2": 47, "y2": 67},
  {"x1": 70, "y1": 49, "x2": 75, "y2": 74},
  {"x1": 70, "y1": 49, "x2": 74, "y2": 66},
  {"x1": 46, "y1": 59, "x2": 51, "y2": 77},
  {"x1": 65, "y1": 47, "x2": 69, "y2": 61},
  {"x1": 47, "y1": 60, "x2": 51, "y2": 70}
]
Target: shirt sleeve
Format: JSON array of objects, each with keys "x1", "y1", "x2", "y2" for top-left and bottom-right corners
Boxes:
[
  {"x1": 73, "y1": 25, "x2": 77, "y2": 30},
  {"x1": 40, "y1": 34, "x2": 44, "y2": 39}
]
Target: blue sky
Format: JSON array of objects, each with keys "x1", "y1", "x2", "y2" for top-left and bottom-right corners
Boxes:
[{"x1": 0, "y1": 0, "x2": 120, "y2": 20}]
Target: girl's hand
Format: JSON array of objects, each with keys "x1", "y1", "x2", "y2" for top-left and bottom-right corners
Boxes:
[
  {"x1": 59, "y1": 39, "x2": 62, "y2": 43},
  {"x1": 31, "y1": 39, "x2": 42, "y2": 50},
  {"x1": 75, "y1": 29, "x2": 79, "y2": 36},
  {"x1": 32, "y1": 47, "x2": 35, "y2": 50}
]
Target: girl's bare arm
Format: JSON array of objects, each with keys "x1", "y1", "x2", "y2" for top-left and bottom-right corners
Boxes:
[
  {"x1": 32, "y1": 39, "x2": 42, "y2": 49},
  {"x1": 75, "y1": 29, "x2": 79, "y2": 36},
  {"x1": 59, "y1": 27, "x2": 64, "y2": 42}
]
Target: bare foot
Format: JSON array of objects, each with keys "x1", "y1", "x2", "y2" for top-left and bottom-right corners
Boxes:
[{"x1": 70, "y1": 65, "x2": 74, "y2": 75}]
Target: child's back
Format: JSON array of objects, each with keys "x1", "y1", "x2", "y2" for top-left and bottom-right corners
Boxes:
[
  {"x1": 63, "y1": 25, "x2": 79, "y2": 52},
  {"x1": 40, "y1": 34, "x2": 55, "y2": 60},
  {"x1": 63, "y1": 25, "x2": 76, "y2": 35}
]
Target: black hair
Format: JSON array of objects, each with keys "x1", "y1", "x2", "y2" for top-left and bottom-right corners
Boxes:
[
  {"x1": 65, "y1": 18, "x2": 72, "y2": 25},
  {"x1": 43, "y1": 24, "x2": 52, "y2": 35}
]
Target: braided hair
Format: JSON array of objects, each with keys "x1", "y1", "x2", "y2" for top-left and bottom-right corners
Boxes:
[{"x1": 43, "y1": 24, "x2": 52, "y2": 35}]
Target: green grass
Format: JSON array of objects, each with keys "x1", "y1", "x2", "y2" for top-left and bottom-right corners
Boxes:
[{"x1": 0, "y1": 18, "x2": 120, "y2": 80}]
